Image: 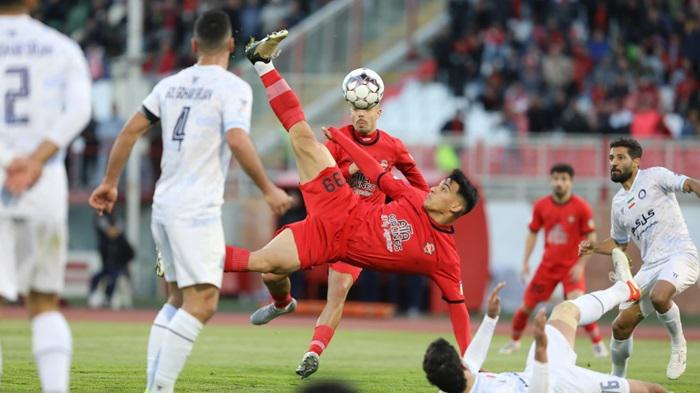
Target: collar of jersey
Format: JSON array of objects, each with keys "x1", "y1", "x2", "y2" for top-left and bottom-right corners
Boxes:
[
  {"x1": 349, "y1": 125, "x2": 381, "y2": 145},
  {"x1": 621, "y1": 169, "x2": 642, "y2": 194},
  {"x1": 427, "y1": 211, "x2": 455, "y2": 234}
]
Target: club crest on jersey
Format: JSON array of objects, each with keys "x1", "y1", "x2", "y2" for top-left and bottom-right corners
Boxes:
[
  {"x1": 568, "y1": 215, "x2": 575, "y2": 224},
  {"x1": 638, "y1": 189, "x2": 647, "y2": 199},
  {"x1": 381, "y1": 214, "x2": 413, "y2": 252},
  {"x1": 423, "y1": 242, "x2": 435, "y2": 255}
]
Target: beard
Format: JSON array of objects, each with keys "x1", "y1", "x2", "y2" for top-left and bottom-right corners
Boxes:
[{"x1": 610, "y1": 168, "x2": 633, "y2": 183}]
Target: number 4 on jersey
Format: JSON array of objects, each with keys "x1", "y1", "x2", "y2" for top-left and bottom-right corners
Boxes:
[{"x1": 172, "y1": 106, "x2": 190, "y2": 151}]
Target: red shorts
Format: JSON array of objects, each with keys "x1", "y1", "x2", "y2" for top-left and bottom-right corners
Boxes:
[
  {"x1": 285, "y1": 167, "x2": 359, "y2": 269},
  {"x1": 330, "y1": 261, "x2": 363, "y2": 282},
  {"x1": 523, "y1": 264, "x2": 586, "y2": 308}
]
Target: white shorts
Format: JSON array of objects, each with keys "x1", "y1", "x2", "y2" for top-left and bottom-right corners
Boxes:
[
  {"x1": 525, "y1": 326, "x2": 630, "y2": 393},
  {"x1": 0, "y1": 217, "x2": 68, "y2": 301},
  {"x1": 150, "y1": 215, "x2": 225, "y2": 289},
  {"x1": 620, "y1": 252, "x2": 700, "y2": 317}
]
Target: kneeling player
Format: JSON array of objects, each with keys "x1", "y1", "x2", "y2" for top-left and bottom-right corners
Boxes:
[
  {"x1": 423, "y1": 249, "x2": 666, "y2": 393},
  {"x1": 225, "y1": 30, "x2": 478, "y2": 370}
]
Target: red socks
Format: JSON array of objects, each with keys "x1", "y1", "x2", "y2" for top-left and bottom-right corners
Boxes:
[
  {"x1": 511, "y1": 308, "x2": 529, "y2": 341},
  {"x1": 308, "y1": 325, "x2": 335, "y2": 356},
  {"x1": 224, "y1": 245, "x2": 250, "y2": 272},
  {"x1": 273, "y1": 293, "x2": 292, "y2": 309},
  {"x1": 259, "y1": 69, "x2": 305, "y2": 131},
  {"x1": 584, "y1": 322, "x2": 603, "y2": 344}
]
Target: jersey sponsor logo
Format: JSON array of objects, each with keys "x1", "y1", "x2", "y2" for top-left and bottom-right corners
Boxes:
[
  {"x1": 631, "y1": 209, "x2": 656, "y2": 241},
  {"x1": 568, "y1": 214, "x2": 575, "y2": 224},
  {"x1": 349, "y1": 172, "x2": 376, "y2": 197},
  {"x1": 423, "y1": 242, "x2": 435, "y2": 255},
  {"x1": 546, "y1": 223, "x2": 568, "y2": 245},
  {"x1": 381, "y1": 214, "x2": 413, "y2": 252}
]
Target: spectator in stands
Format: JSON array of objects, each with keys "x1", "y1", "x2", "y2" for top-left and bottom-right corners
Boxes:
[
  {"x1": 440, "y1": 109, "x2": 466, "y2": 137},
  {"x1": 88, "y1": 211, "x2": 135, "y2": 309}
]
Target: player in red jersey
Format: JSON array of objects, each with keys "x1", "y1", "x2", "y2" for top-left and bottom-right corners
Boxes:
[
  {"x1": 224, "y1": 30, "x2": 478, "y2": 375},
  {"x1": 500, "y1": 164, "x2": 607, "y2": 358},
  {"x1": 247, "y1": 71, "x2": 429, "y2": 378}
]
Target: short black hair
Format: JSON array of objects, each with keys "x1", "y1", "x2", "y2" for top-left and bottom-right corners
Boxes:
[
  {"x1": 194, "y1": 10, "x2": 232, "y2": 53},
  {"x1": 423, "y1": 338, "x2": 467, "y2": 393},
  {"x1": 550, "y1": 163, "x2": 574, "y2": 178},
  {"x1": 297, "y1": 380, "x2": 359, "y2": 393},
  {"x1": 610, "y1": 137, "x2": 643, "y2": 159},
  {"x1": 0, "y1": 0, "x2": 24, "y2": 7},
  {"x1": 449, "y1": 169, "x2": 479, "y2": 217}
]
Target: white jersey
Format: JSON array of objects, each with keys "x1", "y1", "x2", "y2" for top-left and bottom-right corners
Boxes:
[
  {"x1": 469, "y1": 371, "x2": 530, "y2": 393},
  {"x1": 142, "y1": 65, "x2": 253, "y2": 221},
  {"x1": 611, "y1": 167, "x2": 698, "y2": 267},
  {"x1": 0, "y1": 15, "x2": 91, "y2": 221}
]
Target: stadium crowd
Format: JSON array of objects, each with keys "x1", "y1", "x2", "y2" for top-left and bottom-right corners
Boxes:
[{"x1": 433, "y1": 0, "x2": 700, "y2": 138}]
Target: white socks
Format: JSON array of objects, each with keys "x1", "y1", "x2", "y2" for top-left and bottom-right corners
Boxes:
[
  {"x1": 571, "y1": 281, "x2": 630, "y2": 325},
  {"x1": 151, "y1": 310, "x2": 203, "y2": 393},
  {"x1": 657, "y1": 302, "x2": 686, "y2": 348},
  {"x1": 147, "y1": 303, "x2": 178, "y2": 388},
  {"x1": 32, "y1": 311, "x2": 72, "y2": 393},
  {"x1": 254, "y1": 61, "x2": 275, "y2": 76},
  {"x1": 611, "y1": 336, "x2": 633, "y2": 377}
]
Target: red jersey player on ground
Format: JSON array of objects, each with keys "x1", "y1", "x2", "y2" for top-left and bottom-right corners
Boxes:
[
  {"x1": 500, "y1": 163, "x2": 607, "y2": 358},
  {"x1": 224, "y1": 30, "x2": 479, "y2": 377},
  {"x1": 248, "y1": 69, "x2": 429, "y2": 378}
]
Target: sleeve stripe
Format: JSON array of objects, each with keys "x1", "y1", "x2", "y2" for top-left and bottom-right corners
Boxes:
[
  {"x1": 141, "y1": 105, "x2": 160, "y2": 124},
  {"x1": 677, "y1": 175, "x2": 689, "y2": 191},
  {"x1": 613, "y1": 237, "x2": 629, "y2": 244},
  {"x1": 443, "y1": 297, "x2": 465, "y2": 304},
  {"x1": 224, "y1": 120, "x2": 250, "y2": 131}
]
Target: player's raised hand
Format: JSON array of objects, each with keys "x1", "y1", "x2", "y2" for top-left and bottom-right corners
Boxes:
[
  {"x1": 533, "y1": 308, "x2": 548, "y2": 362},
  {"x1": 4, "y1": 156, "x2": 43, "y2": 195},
  {"x1": 321, "y1": 126, "x2": 338, "y2": 141},
  {"x1": 578, "y1": 240, "x2": 594, "y2": 256},
  {"x1": 487, "y1": 282, "x2": 506, "y2": 318},
  {"x1": 264, "y1": 185, "x2": 293, "y2": 215},
  {"x1": 89, "y1": 182, "x2": 118, "y2": 216}
]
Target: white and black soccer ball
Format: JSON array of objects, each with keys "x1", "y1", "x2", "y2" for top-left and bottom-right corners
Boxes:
[{"x1": 342, "y1": 68, "x2": 384, "y2": 109}]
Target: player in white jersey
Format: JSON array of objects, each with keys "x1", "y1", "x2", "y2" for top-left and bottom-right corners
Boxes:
[
  {"x1": 579, "y1": 137, "x2": 700, "y2": 380},
  {"x1": 0, "y1": 1, "x2": 92, "y2": 392},
  {"x1": 423, "y1": 252, "x2": 667, "y2": 393},
  {"x1": 89, "y1": 10, "x2": 291, "y2": 393}
]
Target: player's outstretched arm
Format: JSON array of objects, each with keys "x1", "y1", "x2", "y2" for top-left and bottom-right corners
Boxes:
[
  {"x1": 226, "y1": 129, "x2": 292, "y2": 215},
  {"x1": 89, "y1": 111, "x2": 152, "y2": 215},
  {"x1": 682, "y1": 177, "x2": 700, "y2": 199},
  {"x1": 526, "y1": 309, "x2": 550, "y2": 393},
  {"x1": 578, "y1": 237, "x2": 626, "y2": 256},
  {"x1": 463, "y1": 282, "x2": 505, "y2": 373}
]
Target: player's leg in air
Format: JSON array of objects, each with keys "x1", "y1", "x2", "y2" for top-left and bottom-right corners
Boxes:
[
  {"x1": 546, "y1": 249, "x2": 666, "y2": 393},
  {"x1": 563, "y1": 281, "x2": 607, "y2": 358},
  {"x1": 224, "y1": 30, "x2": 346, "y2": 278}
]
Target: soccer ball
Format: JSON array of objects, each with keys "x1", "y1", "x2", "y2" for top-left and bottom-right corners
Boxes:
[{"x1": 342, "y1": 68, "x2": 384, "y2": 109}]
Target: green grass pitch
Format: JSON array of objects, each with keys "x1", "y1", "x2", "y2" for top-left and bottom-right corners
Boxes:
[{"x1": 1, "y1": 319, "x2": 698, "y2": 392}]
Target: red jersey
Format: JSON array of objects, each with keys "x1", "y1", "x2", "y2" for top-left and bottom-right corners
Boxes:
[
  {"x1": 325, "y1": 125, "x2": 428, "y2": 204},
  {"x1": 528, "y1": 194, "x2": 595, "y2": 270},
  {"x1": 325, "y1": 126, "x2": 471, "y2": 354}
]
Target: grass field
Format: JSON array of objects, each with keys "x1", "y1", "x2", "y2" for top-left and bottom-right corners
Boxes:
[{"x1": 1, "y1": 318, "x2": 698, "y2": 392}]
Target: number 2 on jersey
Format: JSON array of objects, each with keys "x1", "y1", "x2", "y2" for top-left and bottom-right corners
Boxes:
[
  {"x1": 4, "y1": 67, "x2": 30, "y2": 125},
  {"x1": 172, "y1": 106, "x2": 190, "y2": 151}
]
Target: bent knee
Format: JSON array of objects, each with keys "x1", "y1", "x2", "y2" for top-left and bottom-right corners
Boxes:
[
  {"x1": 612, "y1": 319, "x2": 635, "y2": 339},
  {"x1": 549, "y1": 301, "x2": 579, "y2": 326},
  {"x1": 262, "y1": 272, "x2": 287, "y2": 283},
  {"x1": 650, "y1": 292, "x2": 672, "y2": 312}
]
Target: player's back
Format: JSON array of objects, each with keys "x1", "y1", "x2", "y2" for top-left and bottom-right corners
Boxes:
[
  {"x1": 0, "y1": 15, "x2": 91, "y2": 220},
  {"x1": 145, "y1": 65, "x2": 252, "y2": 221}
]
